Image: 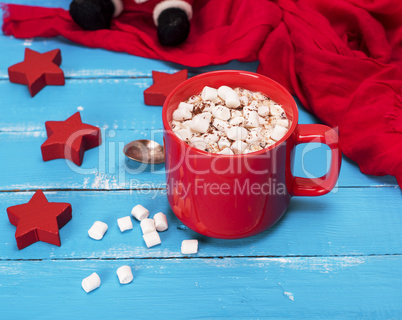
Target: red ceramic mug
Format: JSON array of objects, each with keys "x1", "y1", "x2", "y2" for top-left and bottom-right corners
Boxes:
[{"x1": 162, "y1": 70, "x2": 341, "y2": 239}]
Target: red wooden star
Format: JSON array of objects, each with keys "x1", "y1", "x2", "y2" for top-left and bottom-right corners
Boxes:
[
  {"x1": 7, "y1": 190, "x2": 72, "y2": 250},
  {"x1": 144, "y1": 69, "x2": 188, "y2": 106},
  {"x1": 41, "y1": 112, "x2": 102, "y2": 166},
  {"x1": 8, "y1": 48, "x2": 65, "y2": 97}
]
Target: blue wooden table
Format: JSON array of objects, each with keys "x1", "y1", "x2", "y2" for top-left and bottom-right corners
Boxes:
[{"x1": 1, "y1": 1, "x2": 401, "y2": 319}]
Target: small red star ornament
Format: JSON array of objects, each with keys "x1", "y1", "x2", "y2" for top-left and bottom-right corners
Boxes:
[
  {"x1": 7, "y1": 190, "x2": 72, "y2": 250},
  {"x1": 41, "y1": 112, "x2": 102, "y2": 166},
  {"x1": 8, "y1": 48, "x2": 65, "y2": 97},
  {"x1": 144, "y1": 69, "x2": 188, "y2": 106}
]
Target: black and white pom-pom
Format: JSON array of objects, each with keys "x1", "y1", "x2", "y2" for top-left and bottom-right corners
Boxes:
[{"x1": 69, "y1": 0, "x2": 121, "y2": 30}]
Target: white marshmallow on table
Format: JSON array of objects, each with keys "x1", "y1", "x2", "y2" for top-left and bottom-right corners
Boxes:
[
  {"x1": 201, "y1": 86, "x2": 219, "y2": 103},
  {"x1": 178, "y1": 102, "x2": 194, "y2": 112},
  {"x1": 229, "y1": 116, "x2": 245, "y2": 126},
  {"x1": 131, "y1": 204, "x2": 149, "y2": 221},
  {"x1": 231, "y1": 140, "x2": 248, "y2": 154},
  {"x1": 181, "y1": 239, "x2": 198, "y2": 254},
  {"x1": 218, "y1": 136, "x2": 231, "y2": 149},
  {"x1": 217, "y1": 86, "x2": 240, "y2": 108},
  {"x1": 154, "y1": 212, "x2": 168, "y2": 231},
  {"x1": 172, "y1": 108, "x2": 192, "y2": 121},
  {"x1": 88, "y1": 221, "x2": 108, "y2": 240},
  {"x1": 140, "y1": 218, "x2": 156, "y2": 234},
  {"x1": 116, "y1": 266, "x2": 133, "y2": 285},
  {"x1": 212, "y1": 118, "x2": 229, "y2": 132},
  {"x1": 271, "y1": 124, "x2": 288, "y2": 141},
  {"x1": 212, "y1": 105, "x2": 231, "y2": 121},
  {"x1": 245, "y1": 111, "x2": 260, "y2": 128},
  {"x1": 117, "y1": 216, "x2": 133, "y2": 232},
  {"x1": 218, "y1": 147, "x2": 234, "y2": 155},
  {"x1": 258, "y1": 105, "x2": 270, "y2": 117},
  {"x1": 190, "y1": 115, "x2": 209, "y2": 133},
  {"x1": 82, "y1": 272, "x2": 101, "y2": 293},
  {"x1": 143, "y1": 230, "x2": 161, "y2": 248},
  {"x1": 277, "y1": 118, "x2": 289, "y2": 128},
  {"x1": 227, "y1": 126, "x2": 248, "y2": 141}
]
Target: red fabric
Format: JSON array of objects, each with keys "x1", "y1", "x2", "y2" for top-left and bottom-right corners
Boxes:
[{"x1": 2, "y1": 0, "x2": 402, "y2": 187}]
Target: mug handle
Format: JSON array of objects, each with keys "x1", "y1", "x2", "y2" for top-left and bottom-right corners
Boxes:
[{"x1": 291, "y1": 124, "x2": 341, "y2": 196}]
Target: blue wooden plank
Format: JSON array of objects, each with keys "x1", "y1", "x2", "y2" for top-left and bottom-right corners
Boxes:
[
  {"x1": 0, "y1": 187, "x2": 401, "y2": 260},
  {"x1": 0, "y1": 256, "x2": 401, "y2": 319}
]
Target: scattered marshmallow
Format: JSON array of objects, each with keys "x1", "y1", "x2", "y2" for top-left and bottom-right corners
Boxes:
[
  {"x1": 117, "y1": 216, "x2": 133, "y2": 232},
  {"x1": 212, "y1": 118, "x2": 229, "y2": 132},
  {"x1": 131, "y1": 204, "x2": 149, "y2": 221},
  {"x1": 190, "y1": 136, "x2": 208, "y2": 150},
  {"x1": 201, "y1": 86, "x2": 219, "y2": 103},
  {"x1": 88, "y1": 221, "x2": 108, "y2": 240},
  {"x1": 277, "y1": 118, "x2": 289, "y2": 128},
  {"x1": 218, "y1": 86, "x2": 240, "y2": 108},
  {"x1": 258, "y1": 105, "x2": 270, "y2": 117},
  {"x1": 227, "y1": 126, "x2": 248, "y2": 141},
  {"x1": 143, "y1": 231, "x2": 161, "y2": 248},
  {"x1": 82, "y1": 273, "x2": 101, "y2": 293},
  {"x1": 270, "y1": 103, "x2": 283, "y2": 116},
  {"x1": 154, "y1": 212, "x2": 168, "y2": 232},
  {"x1": 116, "y1": 266, "x2": 133, "y2": 285},
  {"x1": 229, "y1": 116, "x2": 245, "y2": 126},
  {"x1": 140, "y1": 218, "x2": 156, "y2": 234},
  {"x1": 271, "y1": 125, "x2": 288, "y2": 141},
  {"x1": 175, "y1": 128, "x2": 194, "y2": 142},
  {"x1": 218, "y1": 136, "x2": 231, "y2": 149},
  {"x1": 181, "y1": 239, "x2": 198, "y2": 254}
]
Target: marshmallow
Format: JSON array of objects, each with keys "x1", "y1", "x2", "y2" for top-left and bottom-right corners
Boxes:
[
  {"x1": 88, "y1": 221, "x2": 108, "y2": 240},
  {"x1": 227, "y1": 126, "x2": 248, "y2": 141},
  {"x1": 218, "y1": 147, "x2": 234, "y2": 155},
  {"x1": 117, "y1": 216, "x2": 133, "y2": 232},
  {"x1": 116, "y1": 266, "x2": 133, "y2": 285},
  {"x1": 271, "y1": 125, "x2": 288, "y2": 141},
  {"x1": 270, "y1": 103, "x2": 284, "y2": 116},
  {"x1": 258, "y1": 105, "x2": 270, "y2": 117},
  {"x1": 212, "y1": 106, "x2": 231, "y2": 121},
  {"x1": 198, "y1": 112, "x2": 212, "y2": 123},
  {"x1": 277, "y1": 118, "x2": 289, "y2": 128},
  {"x1": 190, "y1": 116, "x2": 209, "y2": 133},
  {"x1": 206, "y1": 142, "x2": 220, "y2": 153},
  {"x1": 231, "y1": 140, "x2": 248, "y2": 154},
  {"x1": 82, "y1": 273, "x2": 101, "y2": 293},
  {"x1": 175, "y1": 128, "x2": 194, "y2": 142},
  {"x1": 178, "y1": 102, "x2": 194, "y2": 112},
  {"x1": 181, "y1": 239, "x2": 198, "y2": 254},
  {"x1": 239, "y1": 95, "x2": 249, "y2": 106},
  {"x1": 202, "y1": 132, "x2": 220, "y2": 143},
  {"x1": 140, "y1": 218, "x2": 156, "y2": 234},
  {"x1": 258, "y1": 116, "x2": 267, "y2": 125},
  {"x1": 218, "y1": 136, "x2": 231, "y2": 149},
  {"x1": 154, "y1": 212, "x2": 168, "y2": 232},
  {"x1": 143, "y1": 230, "x2": 161, "y2": 248},
  {"x1": 172, "y1": 108, "x2": 191, "y2": 121},
  {"x1": 246, "y1": 129, "x2": 261, "y2": 144},
  {"x1": 231, "y1": 109, "x2": 243, "y2": 118},
  {"x1": 217, "y1": 86, "x2": 240, "y2": 108},
  {"x1": 245, "y1": 111, "x2": 260, "y2": 128},
  {"x1": 131, "y1": 204, "x2": 149, "y2": 221},
  {"x1": 212, "y1": 118, "x2": 229, "y2": 132},
  {"x1": 190, "y1": 136, "x2": 208, "y2": 150},
  {"x1": 252, "y1": 92, "x2": 266, "y2": 100},
  {"x1": 229, "y1": 116, "x2": 245, "y2": 126},
  {"x1": 201, "y1": 86, "x2": 219, "y2": 103}
]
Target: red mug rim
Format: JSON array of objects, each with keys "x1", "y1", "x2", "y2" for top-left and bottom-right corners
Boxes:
[{"x1": 162, "y1": 70, "x2": 299, "y2": 157}]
